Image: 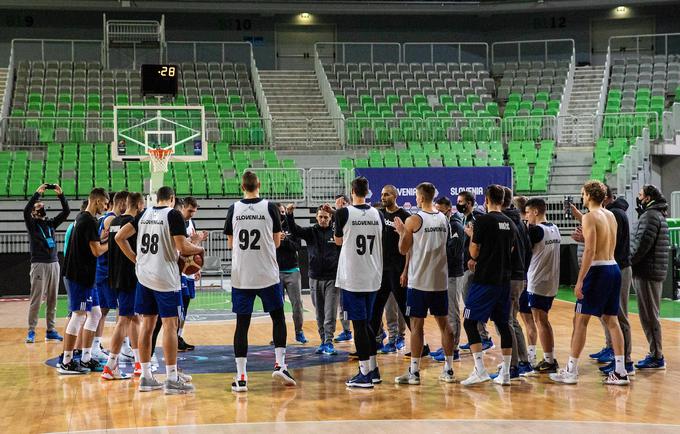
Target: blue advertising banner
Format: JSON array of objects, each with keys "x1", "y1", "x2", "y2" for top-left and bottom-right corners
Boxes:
[{"x1": 353, "y1": 167, "x2": 513, "y2": 207}]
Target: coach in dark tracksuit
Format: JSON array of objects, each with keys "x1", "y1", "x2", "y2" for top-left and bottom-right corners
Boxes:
[
  {"x1": 286, "y1": 203, "x2": 341, "y2": 354},
  {"x1": 631, "y1": 185, "x2": 670, "y2": 369},
  {"x1": 24, "y1": 184, "x2": 70, "y2": 343}
]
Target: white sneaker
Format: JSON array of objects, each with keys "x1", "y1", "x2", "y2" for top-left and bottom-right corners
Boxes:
[
  {"x1": 101, "y1": 365, "x2": 131, "y2": 380},
  {"x1": 178, "y1": 370, "x2": 192, "y2": 383},
  {"x1": 549, "y1": 369, "x2": 578, "y2": 384},
  {"x1": 395, "y1": 369, "x2": 421, "y2": 385},
  {"x1": 232, "y1": 376, "x2": 248, "y2": 392},
  {"x1": 603, "y1": 371, "x2": 630, "y2": 386},
  {"x1": 461, "y1": 368, "x2": 491, "y2": 386},
  {"x1": 492, "y1": 372, "x2": 511, "y2": 386},
  {"x1": 439, "y1": 369, "x2": 456, "y2": 383},
  {"x1": 150, "y1": 354, "x2": 159, "y2": 367},
  {"x1": 120, "y1": 345, "x2": 135, "y2": 360}
]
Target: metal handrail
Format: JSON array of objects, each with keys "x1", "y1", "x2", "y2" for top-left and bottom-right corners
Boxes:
[
  {"x1": 313, "y1": 42, "x2": 402, "y2": 64},
  {"x1": 402, "y1": 42, "x2": 490, "y2": 70},
  {"x1": 491, "y1": 38, "x2": 575, "y2": 65}
]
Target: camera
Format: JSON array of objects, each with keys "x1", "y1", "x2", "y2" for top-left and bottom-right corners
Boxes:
[
  {"x1": 564, "y1": 195, "x2": 573, "y2": 218},
  {"x1": 45, "y1": 184, "x2": 57, "y2": 189}
]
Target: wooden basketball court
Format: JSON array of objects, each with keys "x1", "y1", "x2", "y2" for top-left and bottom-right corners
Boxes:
[{"x1": 2, "y1": 296, "x2": 679, "y2": 433}]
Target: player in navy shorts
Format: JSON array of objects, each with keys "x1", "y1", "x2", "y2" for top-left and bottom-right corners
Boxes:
[
  {"x1": 461, "y1": 185, "x2": 518, "y2": 386},
  {"x1": 550, "y1": 181, "x2": 630, "y2": 386}
]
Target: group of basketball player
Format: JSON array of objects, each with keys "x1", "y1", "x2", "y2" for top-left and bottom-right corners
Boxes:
[
  {"x1": 52, "y1": 169, "x2": 641, "y2": 394},
  {"x1": 227, "y1": 170, "x2": 635, "y2": 391},
  {"x1": 56, "y1": 186, "x2": 209, "y2": 395}
]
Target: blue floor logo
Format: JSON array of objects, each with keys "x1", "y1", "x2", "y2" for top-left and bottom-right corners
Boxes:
[{"x1": 46, "y1": 345, "x2": 349, "y2": 374}]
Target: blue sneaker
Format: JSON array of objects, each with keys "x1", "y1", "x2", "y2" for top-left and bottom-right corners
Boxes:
[
  {"x1": 589, "y1": 347, "x2": 610, "y2": 360},
  {"x1": 315, "y1": 343, "x2": 327, "y2": 354},
  {"x1": 25, "y1": 330, "x2": 35, "y2": 343},
  {"x1": 597, "y1": 348, "x2": 615, "y2": 364},
  {"x1": 395, "y1": 336, "x2": 406, "y2": 350},
  {"x1": 600, "y1": 361, "x2": 636, "y2": 376},
  {"x1": 295, "y1": 331, "x2": 308, "y2": 344},
  {"x1": 334, "y1": 330, "x2": 353, "y2": 342},
  {"x1": 431, "y1": 350, "x2": 461, "y2": 362},
  {"x1": 323, "y1": 342, "x2": 338, "y2": 355},
  {"x1": 46, "y1": 330, "x2": 63, "y2": 342},
  {"x1": 482, "y1": 338, "x2": 495, "y2": 352},
  {"x1": 430, "y1": 347, "x2": 444, "y2": 358},
  {"x1": 345, "y1": 370, "x2": 374, "y2": 388},
  {"x1": 379, "y1": 341, "x2": 397, "y2": 354},
  {"x1": 635, "y1": 355, "x2": 666, "y2": 370},
  {"x1": 490, "y1": 366, "x2": 519, "y2": 380},
  {"x1": 518, "y1": 361, "x2": 536, "y2": 377},
  {"x1": 370, "y1": 367, "x2": 382, "y2": 384},
  {"x1": 459, "y1": 342, "x2": 471, "y2": 351}
]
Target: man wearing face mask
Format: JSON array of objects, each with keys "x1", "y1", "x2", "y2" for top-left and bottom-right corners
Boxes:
[
  {"x1": 286, "y1": 203, "x2": 341, "y2": 355},
  {"x1": 24, "y1": 183, "x2": 70, "y2": 344},
  {"x1": 456, "y1": 191, "x2": 494, "y2": 351},
  {"x1": 631, "y1": 184, "x2": 670, "y2": 370}
]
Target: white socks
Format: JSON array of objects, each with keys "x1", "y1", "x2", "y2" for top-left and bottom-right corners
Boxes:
[
  {"x1": 528, "y1": 345, "x2": 537, "y2": 363},
  {"x1": 63, "y1": 350, "x2": 73, "y2": 364},
  {"x1": 141, "y1": 362, "x2": 152, "y2": 379},
  {"x1": 274, "y1": 347, "x2": 286, "y2": 368},
  {"x1": 106, "y1": 353, "x2": 119, "y2": 369},
  {"x1": 236, "y1": 357, "x2": 247, "y2": 381},
  {"x1": 410, "y1": 357, "x2": 421, "y2": 374},
  {"x1": 92, "y1": 337, "x2": 101, "y2": 351},
  {"x1": 502, "y1": 355, "x2": 512, "y2": 375},
  {"x1": 445, "y1": 355, "x2": 454, "y2": 372},
  {"x1": 178, "y1": 328, "x2": 184, "y2": 338},
  {"x1": 544, "y1": 352, "x2": 554, "y2": 363},
  {"x1": 614, "y1": 355, "x2": 626, "y2": 376},
  {"x1": 567, "y1": 356, "x2": 579, "y2": 374},
  {"x1": 166, "y1": 364, "x2": 178, "y2": 382},
  {"x1": 473, "y1": 351, "x2": 485, "y2": 372},
  {"x1": 359, "y1": 360, "x2": 370, "y2": 376},
  {"x1": 369, "y1": 355, "x2": 377, "y2": 371},
  {"x1": 81, "y1": 347, "x2": 92, "y2": 363}
]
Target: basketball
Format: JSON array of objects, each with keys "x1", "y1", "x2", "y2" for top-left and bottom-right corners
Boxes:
[{"x1": 179, "y1": 252, "x2": 204, "y2": 275}]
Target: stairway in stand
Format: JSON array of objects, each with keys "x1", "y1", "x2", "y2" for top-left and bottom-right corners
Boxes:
[{"x1": 259, "y1": 70, "x2": 340, "y2": 150}]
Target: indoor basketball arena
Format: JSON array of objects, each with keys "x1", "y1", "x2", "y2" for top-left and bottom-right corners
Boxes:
[{"x1": 2, "y1": 1, "x2": 680, "y2": 433}]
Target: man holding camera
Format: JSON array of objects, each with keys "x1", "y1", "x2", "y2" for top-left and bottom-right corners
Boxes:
[{"x1": 24, "y1": 183, "x2": 70, "y2": 343}]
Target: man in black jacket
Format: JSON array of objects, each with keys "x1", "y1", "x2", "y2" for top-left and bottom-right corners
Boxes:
[
  {"x1": 499, "y1": 187, "x2": 531, "y2": 378},
  {"x1": 286, "y1": 203, "x2": 341, "y2": 355},
  {"x1": 276, "y1": 204, "x2": 307, "y2": 345},
  {"x1": 457, "y1": 191, "x2": 493, "y2": 351},
  {"x1": 433, "y1": 197, "x2": 464, "y2": 362},
  {"x1": 631, "y1": 184, "x2": 670, "y2": 370},
  {"x1": 24, "y1": 183, "x2": 70, "y2": 344}
]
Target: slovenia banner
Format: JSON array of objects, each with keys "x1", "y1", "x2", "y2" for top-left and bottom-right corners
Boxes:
[{"x1": 353, "y1": 167, "x2": 513, "y2": 207}]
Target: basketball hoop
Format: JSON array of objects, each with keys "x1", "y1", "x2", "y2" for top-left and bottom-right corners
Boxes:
[{"x1": 148, "y1": 148, "x2": 173, "y2": 173}]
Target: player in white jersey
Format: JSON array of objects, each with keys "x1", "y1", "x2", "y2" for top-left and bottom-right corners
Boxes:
[
  {"x1": 394, "y1": 182, "x2": 456, "y2": 385},
  {"x1": 116, "y1": 186, "x2": 204, "y2": 395},
  {"x1": 224, "y1": 171, "x2": 296, "y2": 392},
  {"x1": 525, "y1": 198, "x2": 562, "y2": 375},
  {"x1": 335, "y1": 177, "x2": 384, "y2": 388}
]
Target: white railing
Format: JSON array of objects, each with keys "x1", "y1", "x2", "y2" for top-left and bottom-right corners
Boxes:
[
  {"x1": 313, "y1": 42, "x2": 402, "y2": 64},
  {"x1": 557, "y1": 51, "x2": 576, "y2": 143},
  {"x1": 250, "y1": 52, "x2": 273, "y2": 148},
  {"x1": 608, "y1": 32, "x2": 680, "y2": 60},
  {"x1": 0, "y1": 44, "x2": 16, "y2": 149},
  {"x1": 245, "y1": 167, "x2": 306, "y2": 203},
  {"x1": 501, "y1": 115, "x2": 557, "y2": 143},
  {"x1": 402, "y1": 42, "x2": 489, "y2": 70},
  {"x1": 306, "y1": 168, "x2": 352, "y2": 204},
  {"x1": 491, "y1": 38, "x2": 575, "y2": 65},
  {"x1": 594, "y1": 45, "x2": 611, "y2": 138},
  {"x1": 10, "y1": 38, "x2": 104, "y2": 64},
  {"x1": 315, "y1": 51, "x2": 345, "y2": 147}
]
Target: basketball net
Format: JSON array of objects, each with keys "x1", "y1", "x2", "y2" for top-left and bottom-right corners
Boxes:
[{"x1": 148, "y1": 148, "x2": 173, "y2": 173}]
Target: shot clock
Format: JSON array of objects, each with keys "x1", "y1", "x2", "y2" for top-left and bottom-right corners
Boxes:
[{"x1": 141, "y1": 64, "x2": 178, "y2": 96}]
